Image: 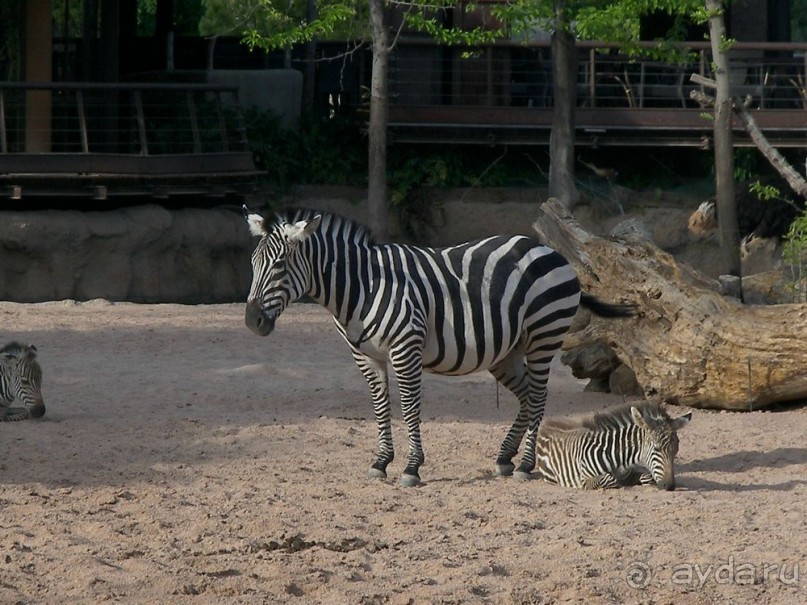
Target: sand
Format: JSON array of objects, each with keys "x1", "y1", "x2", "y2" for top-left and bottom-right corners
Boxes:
[{"x1": 0, "y1": 300, "x2": 804, "y2": 604}]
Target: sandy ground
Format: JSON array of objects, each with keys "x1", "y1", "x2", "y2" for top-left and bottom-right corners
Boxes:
[{"x1": 0, "y1": 300, "x2": 804, "y2": 604}]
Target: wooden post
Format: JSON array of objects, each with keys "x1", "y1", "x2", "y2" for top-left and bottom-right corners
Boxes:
[
  {"x1": 134, "y1": 91, "x2": 149, "y2": 156},
  {"x1": 187, "y1": 91, "x2": 201, "y2": 153},
  {"x1": 24, "y1": 0, "x2": 52, "y2": 153},
  {"x1": 77, "y1": 90, "x2": 89, "y2": 153}
]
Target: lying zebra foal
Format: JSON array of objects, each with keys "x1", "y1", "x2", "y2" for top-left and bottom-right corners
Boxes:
[
  {"x1": 534, "y1": 402, "x2": 691, "y2": 491},
  {"x1": 0, "y1": 342, "x2": 46, "y2": 421}
]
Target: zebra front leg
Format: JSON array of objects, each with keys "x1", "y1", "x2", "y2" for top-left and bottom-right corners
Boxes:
[
  {"x1": 391, "y1": 346, "x2": 425, "y2": 487},
  {"x1": 638, "y1": 471, "x2": 656, "y2": 487},
  {"x1": 581, "y1": 473, "x2": 623, "y2": 490},
  {"x1": 351, "y1": 352, "x2": 394, "y2": 480}
]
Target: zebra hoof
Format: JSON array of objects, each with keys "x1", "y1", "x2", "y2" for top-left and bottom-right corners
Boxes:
[
  {"x1": 513, "y1": 470, "x2": 533, "y2": 482},
  {"x1": 496, "y1": 463, "x2": 515, "y2": 477},
  {"x1": 399, "y1": 473, "x2": 421, "y2": 487},
  {"x1": 368, "y1": 468, "x2": 387, "y2": 480}
]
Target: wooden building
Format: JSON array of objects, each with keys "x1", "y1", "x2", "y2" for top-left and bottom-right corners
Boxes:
[{"x1": 1, "y1": 1, "x2": 805, "y2": 200}]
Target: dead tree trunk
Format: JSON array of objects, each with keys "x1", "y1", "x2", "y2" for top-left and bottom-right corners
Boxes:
[{"x1": 534, "y1": 198, "x2": 807, "y2": 411}]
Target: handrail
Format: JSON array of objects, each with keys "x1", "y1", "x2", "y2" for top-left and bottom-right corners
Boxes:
[
  {"x1": 0, "y1": 81, "x2": 248, "y2": 157},
  {"x1": 0, "y1": 82, "x2": 240, "y2": 92},
  {"x1": 388, "y1": 38, "x2": 807, "y2": 111},
  {"x1": 393, "y1": 37, "x2": 807, "y2": 52}
]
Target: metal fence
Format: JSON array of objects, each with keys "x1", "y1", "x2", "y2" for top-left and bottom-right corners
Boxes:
[
  {"x1": 389, "y1": 39, "x2": 807, "y2": 111},
  {"x1": 0, "y1": 82, "x2": 249, "y2": 156}
]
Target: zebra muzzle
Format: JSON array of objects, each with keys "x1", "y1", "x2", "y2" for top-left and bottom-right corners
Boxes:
[
  {"x1": 245, "y1": 301, "x2": 277, "y2": 337},
  {"x1": 28, "y1": 400, "x2": 46, "y2": 419}
]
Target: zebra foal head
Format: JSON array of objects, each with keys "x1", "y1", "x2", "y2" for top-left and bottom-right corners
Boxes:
[
  {"x1": 631, "y1": 404, "x2": 691, "y2": 491},
  {"x1": 1, "y1": 342, "x2": 46, "y2": 419},
  {"x1": 243, "y1": 206, "x2": 322, "y2": 337}
]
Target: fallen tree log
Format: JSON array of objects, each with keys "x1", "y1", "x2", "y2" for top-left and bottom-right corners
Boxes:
[{"x1": 534, "y1": 197, "x2": 807, "y2": 411}]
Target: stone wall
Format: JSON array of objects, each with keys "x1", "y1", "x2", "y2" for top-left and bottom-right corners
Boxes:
[
  {"x1": 0, "y1": 205, "x2": 252, "y2": 303},
  {"x1": 0, "y1": 186, "x2": 784, "y2": 303}
]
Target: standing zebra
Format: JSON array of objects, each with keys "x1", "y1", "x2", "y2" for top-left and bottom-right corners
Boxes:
[
  {"x1": 243, "y1": 207, "x2": 633, "y2": 486},
  {"x1": 1, "y1": 342, "x2": 46, "y2": 421},
  {"x1": 534, "y1": 402, "x2": 691, "y2": 490}
]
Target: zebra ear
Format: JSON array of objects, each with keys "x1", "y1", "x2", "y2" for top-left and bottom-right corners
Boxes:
[
  {"x1": 244, "y1": 208, "x2": 268, "y2": 237},
  {"x1": 26, "y1": 345, "x2": 38, "y2": 359},
  {"x1": 672, "y1": 412, "x2": 692, "y2": 430},
  {"x1": 630, "y1": 406, "x2": 651, "y2": 431},
  {"x1": 287, "y1": 215, "x2": 322, "y2": 244}
]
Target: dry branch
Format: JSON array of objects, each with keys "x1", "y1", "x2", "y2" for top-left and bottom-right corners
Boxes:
[
  {"x1": 535, "y1": 198, "x2": 807, "y2": 411},
  {"x1": 690, "y1": 76, "x2": 807, "y2": 200}
]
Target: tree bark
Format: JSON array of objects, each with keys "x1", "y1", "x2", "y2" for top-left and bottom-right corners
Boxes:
[
  {"x1": 533, "y1": 198, "x2": 807, "y2": 411},
  {"x1": 367, "y1": 0, "x2": 390, "y2": 242},
  {"x1": 303, "y1": 0, "x2": 317, "y2": 118},
  {"x1": 705, "y1": 0, "x2": 742, "y2": 290},
  {"x1": 548, "y1": 1, "x2": 579, "y2": 209}
]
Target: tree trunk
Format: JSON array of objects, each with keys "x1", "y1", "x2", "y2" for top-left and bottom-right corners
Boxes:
[
  {"x1": 302, "y1": 0, "x2": 317, "y2": 119},
  {"x1": 548, "y1": 1, "x2": 579, "y2": 209},
  {"x1": 706, "y1": 0, "x2": 742, "y2": 291},
  {"x1": 367, "y1": 0, "x2": 390, "y2": 242},
  {"x1": 533, "y1": 198, "x2": 807, "y2": 411}
]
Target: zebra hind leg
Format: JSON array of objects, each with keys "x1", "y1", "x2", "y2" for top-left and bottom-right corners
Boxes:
[
  {"x1": 489, "y1": 355, "x2": 531, "y2": 477},
  {"x1": 512, "y1": 351, "x2": 556, "y2": 481}
]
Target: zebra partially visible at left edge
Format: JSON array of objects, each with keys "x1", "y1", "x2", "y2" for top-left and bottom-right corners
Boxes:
[
  {"x1": 1, "y1": 342, "x2": 46, "y2": 421},
  {"x1": 243, "y1": 206, "x2": 634, "y2": 486}
]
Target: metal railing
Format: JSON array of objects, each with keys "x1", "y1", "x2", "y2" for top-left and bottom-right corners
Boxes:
[
  {"x1": 0, "y1": 82, "x2": 249, "y2": 156},
  {"x1": 389, "y1": 39, "x2": 807, "y2": 111}
]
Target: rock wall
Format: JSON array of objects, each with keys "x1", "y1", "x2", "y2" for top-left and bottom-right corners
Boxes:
[
  {"x1": 0, "y1": 205, "x2": 252, "y2": 303},
  {"x1": 0, "y1": 186, "x2": 785, "y2": 303}
]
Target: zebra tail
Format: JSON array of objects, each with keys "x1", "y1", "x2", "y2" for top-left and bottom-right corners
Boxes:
[{"x1": 580, "y1": 293, "x2": 636, "y2": 318}]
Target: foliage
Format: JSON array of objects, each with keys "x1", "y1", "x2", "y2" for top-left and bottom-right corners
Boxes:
[
  {"x1": 136, "y1": 0, "x2": 205, "y2": 36},
  {"x1": 749, "y1": 181, "x2": 807, "y2": 302},
  {"x1": 388, "y1": 154, "x2": 459, "y2": 239},
  {"x1": 200, "y1": 0, "x2": 366, "y2": 48},
  {"x1": 782, "y1": 211, "x2": 807, "y2": 302},
  {"x1": 733, "y1": 148, "x2": 760, "y2": 183},
  {"x1": 793, "y1": 0, "x2": 807, "y2": 42},
  {"x1": 205, "y1": 0, "x2": 507, "y2": 54},
  {"x1": 492, "y1": 0, "x2": 704, "y2": 63},
  {"x1": 52, "y1": 0, "x2": 84, "y2": 38},
  {"x1": 0, "y1": 0, "x2": 22, "y2": 80},
  {"x1": 244, "y1": 109, "x2": 366, "y2": 190},
  {"x1": 402, "y1": 4, "x2": 500, "y2": 47}
]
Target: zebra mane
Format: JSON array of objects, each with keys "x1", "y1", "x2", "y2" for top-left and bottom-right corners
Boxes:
[
  {"x1": 274, "y1": 207, "x2": 376, "y2": 246},
  {"x1": 543, "y1": 401, "x2": 671, "y2": 432}
]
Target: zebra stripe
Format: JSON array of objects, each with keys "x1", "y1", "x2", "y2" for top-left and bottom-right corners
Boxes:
[
  {"x1": 0, "y1": 342, "x2": 46, "y2": 421},
  {"x1": 244, "y1": 207, "x2": 633, "y2": 485},
  {"x1": 534, "y1": 402, "x2": 692, "y2": 491}
]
